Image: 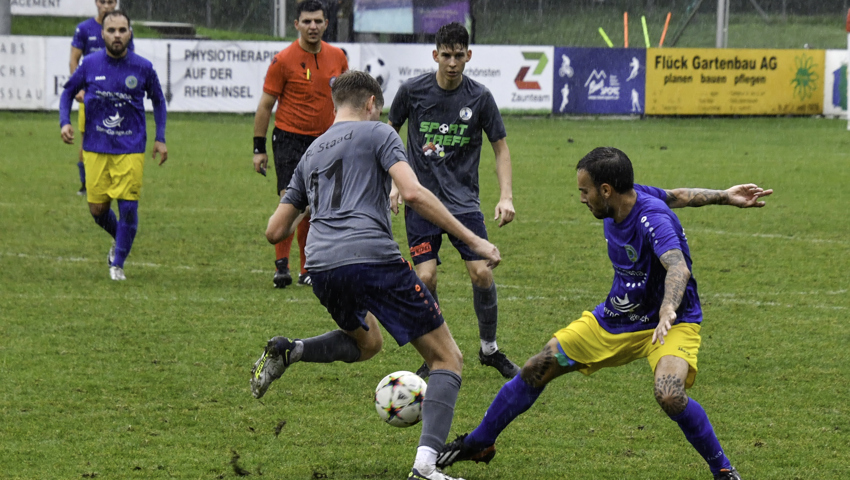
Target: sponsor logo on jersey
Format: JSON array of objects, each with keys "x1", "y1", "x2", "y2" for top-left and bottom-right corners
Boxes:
[
  {"x1": 624, "y1": 244, "x2": 638, "y2": 263},
  {"x1": 459, "y1": 107, "x2": 472, "y2": 121},
  {"x1": 611, "y1": 293, "x2": 639, "y2": 313},
  {"x1": 125, "y1": 75, "x2": 138, "y2": 89},
  {"x1": 418, "y1": 121, "x2": 471, "y2": 148},
  {"x1": 95, "y1": 76, "x2": 106, "y2": 81},
  {"x1": 103, "y1": 112, "x2": 124, "y2": 128}
]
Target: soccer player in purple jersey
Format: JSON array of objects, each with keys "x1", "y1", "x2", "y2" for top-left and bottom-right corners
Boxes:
[
  {"x1": 437, "y1": 147, "x2": 772, "y2": 480},
  {"x1": 388, "y1": 22, "x2": 520, "y2": 380},
  {"x1": 250, "y1": 71, "x2": 499, "y2": 480},
  {"x1": 69, "y1": 0, "x2": 126, "y2": 195},
  {"x1": 60, "y1": 11, "x2": 168, "y2": 281}
]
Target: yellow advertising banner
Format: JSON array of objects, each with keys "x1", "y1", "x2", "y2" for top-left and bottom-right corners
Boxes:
[{"x1": 645, "y1": 48, "x2": 824, "y2": 115}]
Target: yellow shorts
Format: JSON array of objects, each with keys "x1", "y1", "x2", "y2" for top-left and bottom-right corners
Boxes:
[
  {"x1": 78, "y1": 102, "x2": 85, "y2": 133},
  {"x1": 553, "y1": 311, "x2": 701, "y2": 388},
  {"x1": 82, "y1": 151, "x2": 145, "y2": 203}
]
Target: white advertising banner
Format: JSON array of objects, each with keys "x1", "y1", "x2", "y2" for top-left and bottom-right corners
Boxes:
[
  {"x1": 44, "y1": 38, "x2": 360, "y2": 113},
  {"x1": 357, "y1": 43, "x2": 554, "y2": 112},
  {"x1": 823, "y1": 49, "x2": 847, "y2": 118},
  {"x1": 0, "y1": 36, "x2": 45, "y2": 110},
  {"x1": 12, "y1": 0, "x2": 97, "y2": 17},
  {"x1": 25, "y1": 37, "x2": 552, "y2": 113}
]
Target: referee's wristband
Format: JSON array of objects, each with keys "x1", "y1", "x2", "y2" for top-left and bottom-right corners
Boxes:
[{"x1": 253, "y1": 136, "x2": 267, "y2": 155}]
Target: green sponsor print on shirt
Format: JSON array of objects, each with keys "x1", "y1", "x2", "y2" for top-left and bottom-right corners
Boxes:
[{"x1": 419, "y1": 121, "x2": 471, "y2": 147}]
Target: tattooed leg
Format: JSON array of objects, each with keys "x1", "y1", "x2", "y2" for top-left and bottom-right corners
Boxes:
[
  {"x1": 655, "y1": 372, "x2": 689, "y2": 415},
  {"x1": 653, "y1": 355, "x2": 691, "y2": 415},
  {"x1": 657, "y1": 356, "x2": 734, "y2": 474},
  {"x1": 466, "y1": 338, "x2": 575, "y2": 447},
  {"x1": 520, "y1": 338, "x2": 581, "y2": 388}
]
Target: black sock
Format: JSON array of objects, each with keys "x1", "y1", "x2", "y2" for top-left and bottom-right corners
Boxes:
[{"x1": 473, "y1": 282, "x2": 498, "y2": 344}]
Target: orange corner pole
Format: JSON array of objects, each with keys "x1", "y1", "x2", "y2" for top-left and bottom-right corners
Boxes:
[
  {"x1": 659, "y1": 12, "x2": 672, "y2": 47},
  {"x1": 624, "y1": 12, "x2": 629, "y2": 48}
]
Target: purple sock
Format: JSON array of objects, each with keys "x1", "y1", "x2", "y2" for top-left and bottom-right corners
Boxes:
[
  {"x1": 92, "y1": 209, "x2": 117, "y2": 239},
  {"x1": 78, "y1": 161, "x2": 85, "y2": 184},
  {"x1": 467, "y1": 375, "x2": 544, "y2": 448},
  {"x1": 670, "y1": 398, "x2": 732, "y2": 475},
  {"x1": 113, "y1": 200, "x2": 138, "y2": 268}
]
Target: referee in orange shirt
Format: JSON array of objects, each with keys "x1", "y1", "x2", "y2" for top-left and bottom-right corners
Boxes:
[{"x1": 252, "y1": 0, "x2": 348, "y2": 288}]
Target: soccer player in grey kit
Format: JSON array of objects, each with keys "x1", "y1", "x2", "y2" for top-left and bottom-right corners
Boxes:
[
  {"x1": 388, "y1": 22, "x2": 520, "y2": 379},
  {"x1": 250, "y1": 71, "x2": 499, "y2": 480}
]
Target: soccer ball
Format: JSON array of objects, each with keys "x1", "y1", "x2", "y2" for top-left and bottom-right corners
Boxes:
[
  {"x1": 374, "y1": 370, "x2": 426, "y2": 428},
  {"x1": 438, "y1": 124, "x2": 449, "y2": 134},
  {"x1": 363, "y1": 57, "x2": 391, "y2": 91}
]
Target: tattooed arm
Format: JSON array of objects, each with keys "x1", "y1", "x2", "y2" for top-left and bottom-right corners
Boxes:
[
  {"x1": 652, "y1": 249, "x2": 691, "y2": 345},
  {"x1": 663, "y1": 183, "x2": 773, "y2": 209}
]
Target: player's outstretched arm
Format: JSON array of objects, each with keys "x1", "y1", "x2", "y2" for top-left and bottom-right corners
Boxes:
[
  {"x1": 653, "y1": 249, "x2": 690, "y2": 345},
  {"x1": 664, "y1": 184, "x2": 773, "y2": 209},
  {"x1": 152, "y1": 141, "x2": 168, "y2": 165},
  {"x1": 491, "y1": 138, "x2": 515, "y2": 227},
  {"x1": 390, "y1": 161, "x2": 501, "y2": 268},
  {"x1": 69, "y1": 46, "x2": 86, "y2": 102},
  {"x1": 266, "y1": 203, "x2": 307, "y2": 244},
  {"x1": 253, "y1": 93, "x2": 277, "y2": 175},
  {"x1": 60, "y1": 124, "x2": 75, "y2": 145},
  {"x1": 386, "y1": 121, "x2": 404, "y2": 214},
  {"x1": 59, "y1": 65, "x2": 85, "y2": 140},
  {"x1": 148, "y1": 69, "x2": 168, "y2": 166},
  {"x1": 388, "y1": 179, "x2": 403, "y2": 215}
]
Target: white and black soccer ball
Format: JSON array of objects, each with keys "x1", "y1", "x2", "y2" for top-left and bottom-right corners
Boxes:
[
  {"x1": 363, "y1": 57, "x2": 391, "y2": 91},
  {"x1": 438, "y1": 123, "x2": 450, "y2": 134},
  {"x1": 374, "y1": 370, "x2": 426, "y2": 428}
]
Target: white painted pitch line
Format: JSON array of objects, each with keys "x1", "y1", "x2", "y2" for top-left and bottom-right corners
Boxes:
[
  {"x1": 5, "y1": 252, "x2": 846, "y2": 310},
  {"x1": 515, "y1": 220, "x2": 848, "y2": 246}
]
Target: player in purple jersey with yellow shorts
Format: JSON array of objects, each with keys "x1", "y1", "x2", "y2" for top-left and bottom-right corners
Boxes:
[
  {"x1": 437, "y1": 147, "x2": 773, "y2": 479},
  {"x1": 249, "y1": 71, "x2": 500, "y2": 480},
  {"x1": 60, "y1": 11, "x2": 167, "y2": 281},
  {"x1": 69, "y1": 0, "x2": 134, "y2": 195}
]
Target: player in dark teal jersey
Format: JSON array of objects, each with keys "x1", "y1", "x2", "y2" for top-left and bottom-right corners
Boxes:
[
  {"x1": 60, "y1": 11, "x2": 168, "y2": 281},
  {"x1": 437, "y1": 148, "x2": 772, "y2": 480},
  {"x1": 388, "y1": 22, "x2": 520, "y2": 380},
  {"x1": 69, "y1": 0, "x2": 135, "y2": 195},
  {"x1": 250, "y1": 71, "x2": 500, "y2": 480}
]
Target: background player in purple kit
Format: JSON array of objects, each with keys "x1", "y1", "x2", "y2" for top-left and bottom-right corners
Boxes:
[
  {"x1": 250, "y1": 71, "x2": 499, "y2": 480},
  {"x1": 69, "y1": 0, "x2": 134, "y2": 195},
  {"x1": 388, "y1": 22, "x2": 519, "y2": 379},
  {"x1": 436, "y1": 147, "x2": 773, "y2": 480},
  {"x1": 60, "y1": 11, "x2": 167, "y2": 281}
]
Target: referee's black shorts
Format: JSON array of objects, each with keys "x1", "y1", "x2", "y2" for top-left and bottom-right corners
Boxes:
[{"x1": 271, "y1": 127, "x2": 318, "y2": 194}]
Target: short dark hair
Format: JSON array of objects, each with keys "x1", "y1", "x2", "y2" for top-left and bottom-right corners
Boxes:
[
  {"x1": 576, "y1": 147, "x2": 634, "y2": 194},
  {"x1": 102, "y1": 10, "x2": 131, "y2": 28},
  {"x1": 435, "y1": 22, "x2": 469, "y2": 51},
  {"x1": 332, "y1": 71, "x2": 384, "y2": 111},
  {"x1": 296, "y1": 0, "x2": 326, "y2": 19}
]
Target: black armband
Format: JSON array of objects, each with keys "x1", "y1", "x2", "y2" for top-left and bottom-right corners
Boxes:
[{"x1": 253, "y1": 136, "x2": 267, "y2": 155}]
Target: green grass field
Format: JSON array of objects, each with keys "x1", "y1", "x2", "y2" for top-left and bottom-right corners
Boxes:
[{"x1": 1, "y1": 112, "x2": 848, "y2": 479}]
